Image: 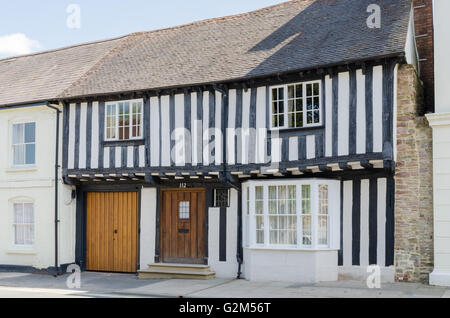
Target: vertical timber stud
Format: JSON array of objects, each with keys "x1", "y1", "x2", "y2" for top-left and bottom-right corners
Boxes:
[
  {"x1": 155, "y1": 188, "x2": 161, "y2": 263},
  {"x1": 219, "y1": 207, "x2": 227, "y2": 262}
]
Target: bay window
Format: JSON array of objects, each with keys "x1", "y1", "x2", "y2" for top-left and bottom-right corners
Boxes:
[
  {"x1": 243, "y1": 179, "x2": 340, "y2": 250},
  {"x1": 105, "y1": 99, "x2": 143, "y2": 141}
]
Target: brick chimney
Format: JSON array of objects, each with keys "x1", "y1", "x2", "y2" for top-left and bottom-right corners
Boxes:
[{"x1": 412, "y1": 0, "x2": 435, "y2": 112}]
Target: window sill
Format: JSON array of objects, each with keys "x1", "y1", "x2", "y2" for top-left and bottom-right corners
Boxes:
[
  {"x1": 7, "y1": 248, "x2": 37, "y2": 255},
  {"x1": 102, "y1": 139, "x2": 145, "y2": 147},
  {"x1": 245, "y1": 246, "x2": 338, "y2": 252},
  {"x1": 5, "y1": 166, "x2": 38, "y2": 173},
  {"x1": 269, "y1": 125, "x2": 324, "y2": 133}
]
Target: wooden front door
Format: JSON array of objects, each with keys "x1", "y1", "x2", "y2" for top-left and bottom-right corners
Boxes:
[
  {"x1": 86, "y1": 192, "x2": 139, "y2": 273},
  {"x1": 161, "y1": 189, "x2": 206, "y2": 264}
]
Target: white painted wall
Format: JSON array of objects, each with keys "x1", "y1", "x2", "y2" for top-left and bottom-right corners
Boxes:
[
  {"x1": 208, "y1": 189, "x2": 238, "y2": 278},
  {"x1": 428, "y1": 0, "x2": 450, "y2": 287},
  {"x1": 244, "y1": 248, "x2": 337, "y2": 283},
  {"x1": 0, "y1": 105, "x2": 76, "y2": 269},
  {"x1": 433, "y1": 0, "x2": 450, "y2": 113},
  {"x1": 140, "y1": 187, "x2": 156, "y2": 269}
]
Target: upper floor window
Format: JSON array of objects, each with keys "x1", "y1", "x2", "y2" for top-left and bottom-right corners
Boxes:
[
  {"x1": 13, "y1": 202, "x2": 35, "y2": 247},
  {"x1": 12, "y1": 122, "x2": 36, "y2": 167},
  {"x1": 243, "y1": 179, "x2": 340, "y2": 250},
  {"x1": 105, "y1": 99, "x2": 143, "y2": 141},
  {"x1": 270, "y1": 81, "x2": 322, "y2": 129}
]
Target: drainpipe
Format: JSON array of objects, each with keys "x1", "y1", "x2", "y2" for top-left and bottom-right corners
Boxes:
[{"x1": 46, "y1": 103, "x2": 61, "y2": 276}]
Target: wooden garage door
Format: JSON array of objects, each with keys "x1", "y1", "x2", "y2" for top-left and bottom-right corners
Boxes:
[
  {"x1": 86, "y1": 192, "x2": 138, "y2": 273},
  {"x1": 161, "y1": 189, "x2": 206, "y2": 264}
]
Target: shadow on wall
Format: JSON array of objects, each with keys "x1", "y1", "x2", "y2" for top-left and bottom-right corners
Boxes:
[{"x1": 246, "y1": 0, "x2": 410, "y2": 77}]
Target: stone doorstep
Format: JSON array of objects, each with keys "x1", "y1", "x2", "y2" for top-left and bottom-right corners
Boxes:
[{"x1": 138, "y1": 263, "x2": 216, "y2": 280}]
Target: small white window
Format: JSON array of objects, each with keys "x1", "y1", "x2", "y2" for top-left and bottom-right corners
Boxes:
[
  {"x1": 270, "y1": 81, "x2": 322, "y2": 129},
  {"x1": 179, "y1": 201, "x2": 190, "y2": 220},
  {"x1": 105, "y1": 99, "x2": 143, "y2": 141},
  {"x1": 243, "y1": 179, "x2": 340, "y2": 250},
  {"x1": 13, "y1": 202, "x2": 34, "y2": 246},
  {"x1": 12, "y1": 122, "x2": 36, "y2": 166}
]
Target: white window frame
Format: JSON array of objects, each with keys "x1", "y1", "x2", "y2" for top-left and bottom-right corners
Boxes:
[
  {"x1": 11, "y1": 199, "x2": 35, "y2": 248},
  {"x1": 242, "y1": 179, "x2": 340, "y2": 251},
  {"x1": 104, "y1": 99, "x2": 144, "y2": 141},
  {"x1": 11, "y1": 121, "x2": 36, "y2": 168},
  {"x1": 270, "y1": 80, "x2": 323, "y2": 130}
]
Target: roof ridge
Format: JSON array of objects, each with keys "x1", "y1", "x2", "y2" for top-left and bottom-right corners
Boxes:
[{"x1": 0, "y1": 34, "x2": 128, "y2": 63}]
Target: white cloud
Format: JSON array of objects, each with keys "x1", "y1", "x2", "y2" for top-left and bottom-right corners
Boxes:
[{"x1": 0, "y1": 33, "x2": 42, "y2": 57}]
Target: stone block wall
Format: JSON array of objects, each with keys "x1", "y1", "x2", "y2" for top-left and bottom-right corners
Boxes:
[{"x1": 395, "y1": 64, "x2": 434, "y2": 283}]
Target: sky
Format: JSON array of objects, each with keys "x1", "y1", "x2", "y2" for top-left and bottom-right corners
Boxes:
[{"x1": 0, "y1": 0, "x2": 286, "y2": 59}]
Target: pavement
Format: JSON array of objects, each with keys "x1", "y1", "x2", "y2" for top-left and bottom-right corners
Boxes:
[{"x1": 0, "y1": 271, "x2": 449, "y2": 298}]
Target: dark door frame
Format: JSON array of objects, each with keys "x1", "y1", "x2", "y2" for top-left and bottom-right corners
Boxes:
[{"x1": 155, "y1": 186, "x2": 212, "y2": 265}]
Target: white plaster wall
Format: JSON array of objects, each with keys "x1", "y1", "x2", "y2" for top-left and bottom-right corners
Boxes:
[
  {"x1": 0, "y1": 106, "x2": 76, "y2": 269},
  {"x1": 427, "y1": 0, "x2": 450, "y2": 286},
  {"x1": 427, "y1": 116, "x2": 450, "y2": 285},
  {"x1": 433, "y1": 0, "x2": 450, "y2": 113},
  {"x1": 243, "y1": 248, "x2": 338, "y2": 283},
  {"x1": 208, "y1": 189, "x2": 238, "y2": 278},
  {"x1": 140, "y1": 187, "x2": 156, "y2": 269}
]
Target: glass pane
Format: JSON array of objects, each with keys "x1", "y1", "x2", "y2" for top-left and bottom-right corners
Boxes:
[
  {"x1": 302, "y1": 216, "x2": 312, "y2": 246},
  {"x1": 314, "y1": 110, "x2": 320, "y2": 124},
  {"x1": 24, "y1": 123, "x2": 35, "y2": 143},
  {"x1": 288, "y1": 100, "x2": 294, "y2": 112},
  {"x1": 269, "y1": 186, "x2": 277, "y2": 200},
  {"x1": 307, "y1": 111, "x2": 313, "y2": 124},
  {"x1": 306, "y1": 84, "x2": 312, "y2": 96},
  {"x1": 314, "y1": 83, "x2": 320, "y2": 95},
  {"x1": 278, "y1": 114, "x2": 284, "y2": 127},
  {"x1": 279, "y1": 88, "x2": 284, "y2": 101},
  {"x1": 307, "y1": 98, "x2": 313, "y2": 110},
  {"x1": 25, "y1": 144, "x2": 35, "y2": 165},
  {"x1": 270, "y1": 230, "x2": 278, "y2": 245},
  {"x1": 296, "y1": 98, "x2": 302, "y2": 112},
  {"x1": 14, "y1": 225, "x2": 23, "y2": 245},
  {"x1": 179, "y1": 201, "x2": 190, "y2": 220},
  {"x1": 289, "y1": 113, "x2": 295, "y2": 128},
  {"x1": 12, "y1": 124, "x2": 24, "y2": 144},
  {"x1": 314, "y1": 97, "x2": 320, "y2": 110},
  {"x1": 13, "y1": 145, "x2": 25, "y2": 165},
  {"x1": 270, "y1": 216, "x2": 278, "y2": 230},
  {"x1": 246, "y1": 188, "x2": 250, "y2": 216},
  {"x1": 24, "y1": 204, "x2": 34, "y2": 223},
  {"x1": 256, "y1": 216, "x2": 264, "y2": 230},
  {"x1": 319, "y1": 185, "x2": 329, "y2": 215},
  {"x1": 272, "y1": 115, "x2": 278, "y2": 128},
  {"x1": 302, "y1": 185, "x2": 311, "y2": 215},
  {"x1": 272, "y1": 88, "x2": 278, "y2": 101},
  {"x1": 278, "y1": 186, "x2": 286, "y2": 215},
  {"x1": 14, "y1": 204, "x2": 23, "y2": 223},
  {"x1": 269, "y1": 201, "x2": 277, "y2": 215},
  {"x1": 255, "y1": 186, "x2": 263, "y2": 200},
  {"x1": 318, "y1": 216, "x2": 328, "y2": 245},
  {"x1": 278, "y1": 100, "x2": 284, "y2": 113},
  {"x1": 256, "y1": 230, "x2": 264, "y2": 244},
  {"x1": 296, "y1": 84, "x2": 303, "y2": 98},
  {"x1": 296, "y1": 113, "x2": 303, "y2": 128},
  {"x1": 288, "y1": 85, "x2": 294, "y2": 99},
  {"x1": 255, "y1": 201, "x2": 263, "y2": 215}
]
